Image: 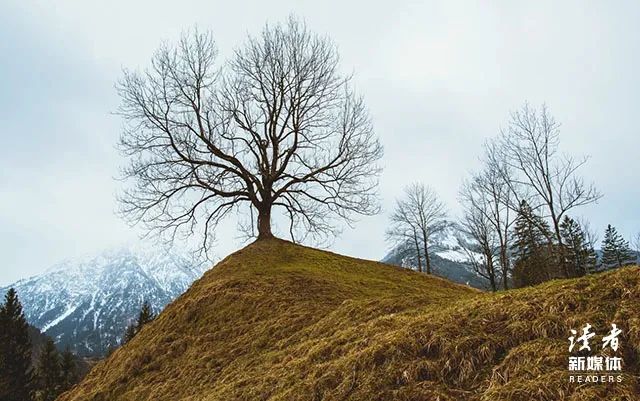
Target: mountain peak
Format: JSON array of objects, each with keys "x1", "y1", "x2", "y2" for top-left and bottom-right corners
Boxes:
[{"x1": 2, "y1": 246, "x2": 208, "y2": 356}]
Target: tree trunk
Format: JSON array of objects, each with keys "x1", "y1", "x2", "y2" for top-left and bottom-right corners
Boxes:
[
  {"x1": 421, "y1": 229, "x2": 431, "y2": 274},
  {"x1": 550, "y1": 213, "x2": 569, "y2": 277},
  {"x1": 487, "y1": 253, "x2": 497, "y2": 292},
  {"x1": 500, "y1": 246, "x2": 509, "y2": 290},
  {"x1": 413, "y1": 231, "x2": 423, "y2": 273},
  {"x1": 496, "y1": 224, "x2": 509, "y2": 290},
  {"x1": 257, "y1": 205, "x2": 273, "y2": 240}
]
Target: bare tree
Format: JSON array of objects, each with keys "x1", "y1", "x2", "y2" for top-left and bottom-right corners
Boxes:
[
  {"x1": 463, "y1": 144, "x2": 516, "y2": 289},
  {"x1": 576, "y1": 217, "x2": 600, "y2": 251},
  {"x1": 386, "y1": 201, "x2": 423, "y2": 272},
  {"x1": 387, "y1": 184, "x2": 447, "y2": 274},
  {"x1": 497, "y1": 103, "x2": 602, "y2": 276},
  {"x1": 632, "y1": 232, "x2": 640, "y2": 264},
  {"x1": 116, "y1": 18, "x2": 383, "y2": 250},
  {"x1": 457, "y1": 191, "x2": 499, "y2": 291}
]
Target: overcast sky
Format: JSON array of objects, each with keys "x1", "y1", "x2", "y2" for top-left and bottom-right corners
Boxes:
[{"x1": 1, "y1": 0, "x2": 639, "y2": 285}]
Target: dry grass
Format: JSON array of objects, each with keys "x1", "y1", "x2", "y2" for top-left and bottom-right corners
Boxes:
[{"x1": 58, "y1": 239, "x2": 640, "y2": 401}]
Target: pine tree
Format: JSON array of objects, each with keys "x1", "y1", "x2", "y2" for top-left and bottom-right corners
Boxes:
[
  {"x1": 560, "y1": 216, "x2": 596, "y2": 276},
  {"x1": 59, "y1": 346, "x2": 77, "y2": 392},
  {"x1": 511, "y1": 201, "x2": 551, "y2": 259},
  {"x1": 511, "y1": 201, "x2": 555, "y2": 287},
  {"x1": 122, "y1": 301, "x2": 155, "y2": 345},
  {"x1": 136, "y1": 301, "x2": 155, "y2": 329},
  {"x1": 36, "y1": 339, "x2": 62, "y2": 401},
  {"x1": 0, "y1": 288, "x2": 34, "y2": 401},
  {"x1": 601, "y1": 224, "x2": 635, "y2": 268}
]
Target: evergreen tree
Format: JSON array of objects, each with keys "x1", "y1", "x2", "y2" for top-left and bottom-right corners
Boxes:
[
  {"x1": 601, "y1": 224, "x2": 635, "y2": 268},
  {"x1": 59, "y1": 347, "x2": 77, "y2": 392},
  {"x1": 560, "y1": 216, "x2": 597, "y2": 276},
  {"x1": 511, "y1": 201, "x2": 551, "y2": 259},
  {"x1": 511, "y1": 201, "x2": 555, "y2": 287},
  {"x1": 36, "y1": 339, "x2": 62, "y2": 401},
  {"x1": 136, "y1": 301, "x2": 155, "y2": 329},
  {"x1": 0, "y1": 288, "x2": 34, "y2": 401},
  {"x1": 122, "y1": 301, "x2": 155, "y2": 345}
]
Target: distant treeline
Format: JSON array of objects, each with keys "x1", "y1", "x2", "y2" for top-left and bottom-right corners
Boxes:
[{"x1": 387, "y1": 103, "x2": 638, "y2": 290}]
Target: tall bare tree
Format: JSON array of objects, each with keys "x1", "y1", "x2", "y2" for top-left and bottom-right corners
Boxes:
[
  {"x1": 461, "y1": 144, "x2": 516, "y2": 289},
  {"x1": 497, "y1": 103, "x2": 602, "y2": 276},
  {"x1": 577, "y1": 217, "x2": 599, "y2": 252},
  {"x1": 457, "y1": 192, "x2": 499, "y2": 291},
  {"x1": 632, "y1": 232, "x2": 640, "y2": 264},
  {"x1": 386, "y1": 201, "x2": 424, "y2": 272},
  {"x1": 116, "y1": 18, "x2": 383, "y2": 249},
  {"x1": 387, "y1": 184, "x2": 447, "y2": 274}
]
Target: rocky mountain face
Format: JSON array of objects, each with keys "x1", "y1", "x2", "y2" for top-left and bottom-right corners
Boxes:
[
  {"x1": 2, "y1": 248, "x2": 208, "y2": 357},
  {"x1": 382, "y1": 224, "x2": 488, "y2": 289}
]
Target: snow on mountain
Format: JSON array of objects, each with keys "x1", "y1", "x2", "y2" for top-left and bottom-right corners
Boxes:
[
  {"x1": 382, "y1": 223, "x2": 488, "y2": 289},
  {"x1": 430, "y1": 225, "x2": 472, "y2": 263},
  {"x1": 1, "y1": 247, "x2": 209, "y2": 356}
]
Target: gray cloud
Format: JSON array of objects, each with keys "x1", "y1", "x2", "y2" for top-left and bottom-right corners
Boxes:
[{"x1": 1, "y1": 0, "x2": 639, "y2": 284}]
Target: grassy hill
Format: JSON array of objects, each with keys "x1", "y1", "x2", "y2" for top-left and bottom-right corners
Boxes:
[{"x1": 58, "y1": 239, "x2": 639, "y2": 401}]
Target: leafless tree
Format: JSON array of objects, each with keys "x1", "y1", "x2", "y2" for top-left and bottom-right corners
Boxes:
[
  {"x1": 457, "y1": 191, "x2": 499, "y2": 291},
  {"x1": 577, "y1": 217, "x2": 599, "y2": 251},
  {"x1": 465, "y1": 144, "x2": 517, "y2": 289},
  {"x1": 632, "y1": 232, "x2": 640, "y2": 264},
  {"x1": 386, "y1": 184, "x2": 447, "y2": 274},
  {"x1": 497, "y1": 103, "x2": 602, "y2": 276},
  {"x1": 386, "y1": 200, "x2": 424, "y2": 272},
  {"x1": 116, "y1": 18, "x2": 383, "y2": 251}
]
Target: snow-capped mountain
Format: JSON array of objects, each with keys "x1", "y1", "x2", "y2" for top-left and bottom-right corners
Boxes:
[
  {"x1": 429, "y1": 225, "x2": 473, "y2": 263},
  {"x1": 382, "y1": 223, "x2": 487, "y2": 289},
  {"x1": 1, "y1": 247, "x2": 209, "y2": 357}
]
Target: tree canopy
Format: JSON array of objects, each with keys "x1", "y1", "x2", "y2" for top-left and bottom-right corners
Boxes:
[{"x1": 117, "y1": 17, "x2": 383, "y2": 249}]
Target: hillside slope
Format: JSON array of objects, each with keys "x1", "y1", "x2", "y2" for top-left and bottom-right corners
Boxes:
[{"x1": 59, "y1": 240, "x2": 639, "y2": 401}]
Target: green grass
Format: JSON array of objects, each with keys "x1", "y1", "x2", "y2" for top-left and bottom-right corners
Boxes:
[{"x1": 58, "y1": 239, "x2": 640, "y2": 401}]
